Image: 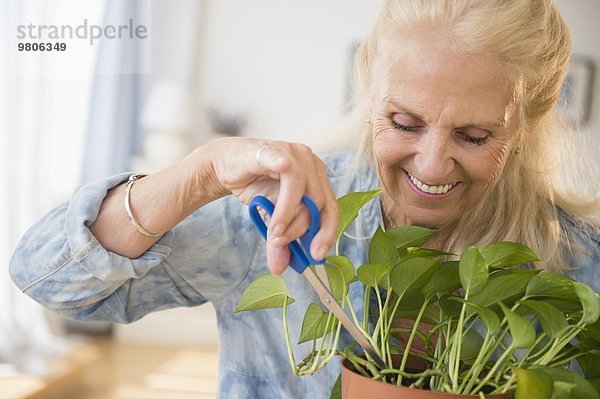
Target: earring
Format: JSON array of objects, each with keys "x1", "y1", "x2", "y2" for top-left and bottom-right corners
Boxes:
[
  {"x1": 514, "y1": 146, "x2": 522, "y2": 154},
  {"x1": 365, "y1": 118, "x2": 373, "y2": 125}
]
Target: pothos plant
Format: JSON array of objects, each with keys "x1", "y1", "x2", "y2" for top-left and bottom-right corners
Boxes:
[{"x1": 235, "y1": 190, "x2": 600, "y2": 398}]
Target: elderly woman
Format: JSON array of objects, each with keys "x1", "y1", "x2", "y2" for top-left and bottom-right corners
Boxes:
[{"x1": 10, "y1": 0, "x2": 600, "y2": 397}]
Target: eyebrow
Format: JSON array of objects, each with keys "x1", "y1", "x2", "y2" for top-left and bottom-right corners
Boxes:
[{"x1": 382, "y1": 97, "x2": 509, "y2": 130}]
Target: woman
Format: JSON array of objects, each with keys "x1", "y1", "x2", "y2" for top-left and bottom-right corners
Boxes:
[{"x1": 10, "y1": 0, "x2": 600, "y2": 397}]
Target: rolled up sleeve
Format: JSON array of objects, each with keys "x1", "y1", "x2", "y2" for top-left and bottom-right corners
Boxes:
[{"x1": 9, "y1": 173, "x2": 192, "y2": 323}]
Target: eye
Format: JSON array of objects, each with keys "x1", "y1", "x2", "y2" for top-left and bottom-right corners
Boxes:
[
  {"x1": 391, "y1": 120, "x2": 420, "y2": 132},
  {"x1": 455, "y1": 131, "x2": 489, "y2": 146},
  {"x1": 390, "y1": 113, "x2": 425, "y2": 133}
]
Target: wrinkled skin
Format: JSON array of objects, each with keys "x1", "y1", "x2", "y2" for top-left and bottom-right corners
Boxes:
[{"x1": 370, "y1": 36, "x2": 520, "y2": 230}]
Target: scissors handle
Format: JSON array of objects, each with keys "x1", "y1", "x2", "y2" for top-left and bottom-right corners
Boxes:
[{"x1": 248, "y1": 195, "x2": 325, "y2": 273}]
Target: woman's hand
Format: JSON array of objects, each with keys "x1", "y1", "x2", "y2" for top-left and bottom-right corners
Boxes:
[{"x1": 203, "y1": 137, "x2": 339, "y2": 275}]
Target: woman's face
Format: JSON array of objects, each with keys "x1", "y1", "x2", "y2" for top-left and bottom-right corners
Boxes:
[{"x1": 371, "y1": 37, "x2": 520, "y2": 229}]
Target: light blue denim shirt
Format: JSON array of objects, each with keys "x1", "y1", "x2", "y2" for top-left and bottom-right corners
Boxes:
[{"x1": 10, "y1": 149, "x2": 600, "y2": 398}]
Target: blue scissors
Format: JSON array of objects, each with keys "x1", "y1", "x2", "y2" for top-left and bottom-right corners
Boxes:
[{"x1": 249, "y1": 195, "x2": 386, "y2": 368}]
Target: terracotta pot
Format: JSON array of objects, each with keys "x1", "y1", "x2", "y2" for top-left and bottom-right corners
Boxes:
[{"x1": 341, "y1": 356, "x2": 513, "y2": 399}]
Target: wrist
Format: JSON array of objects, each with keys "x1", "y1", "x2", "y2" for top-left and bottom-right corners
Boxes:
[{"x1": 185, "y1": 142, "x2": 231, "y2": 208}]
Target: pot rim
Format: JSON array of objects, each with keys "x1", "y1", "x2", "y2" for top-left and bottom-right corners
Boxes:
[{"x1": 340, "y1": 356, "x2": 513, "y2": 399}]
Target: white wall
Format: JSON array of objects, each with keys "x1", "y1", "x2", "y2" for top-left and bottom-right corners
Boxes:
[
  {"x1": 196, "y1": 0, "x2": 600, "y2": 161},
  {"x1": 196, "y1": 0, "x2": 383, "y2": 145},
  {"x1": 555, "y1": 0, "x2": 600, "y2": 162}
]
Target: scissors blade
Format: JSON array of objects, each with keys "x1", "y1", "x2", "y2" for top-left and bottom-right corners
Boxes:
[
  {"x1": 303, "y1": 268, "x2": 387, "y2": 369},
  {"x1": 314, "y1": 264, "x2": 331, "y2": 292}
]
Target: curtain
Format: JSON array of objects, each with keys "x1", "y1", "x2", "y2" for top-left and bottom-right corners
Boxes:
[
  {"x1": 81, "y1": 0, "x2": 148, "y2": 182},
  {"x1": 1, "y1": 0, "x2": 147, "y2": 375}
]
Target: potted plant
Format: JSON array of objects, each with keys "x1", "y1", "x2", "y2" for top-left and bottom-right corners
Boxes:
[{"x1": 235, "y1": 191, "x2": 600, "y2": 399}]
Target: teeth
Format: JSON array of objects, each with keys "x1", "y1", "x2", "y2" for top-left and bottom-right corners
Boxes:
[{"x1": 408, "y1": 173, "x2": 454, "y2": 195}]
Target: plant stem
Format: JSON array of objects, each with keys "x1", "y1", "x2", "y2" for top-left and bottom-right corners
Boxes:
[
  {"x1": 314, "y1": 320, "x2": 344, "y2": 372},
  {"x1": 472, "y1": 344, "x2": 515, "y2": 394},
  {"x1": 537, "y1": 324, "x2": 584, "y2": 365},
  {"x1": 381, "y1": 368, "x2": 443, "y2": 379},
  {"x1": 449, "y1": 303, "x2": 465, "y2": 390},
  {"x1": 461, "y1": 329, "x2": 505, "y2": 394},
  {"x1": 346, "y1": 353, "x2": 370, "y2": 377},
  {"x1": 546, "y1": 350, "x2": 587, "y2": 368},
  {"x1": 363, "y1": 288, "x2": 371, "y2": 331},
  {"x1": 397, "y1": 298, "x2": 430, "y2": 386},
  {"x1": 516, "y1": 333, "x2": 546, "y2": 367},
  {"x1": 389, "y1": 328, "x2": 428, "y2": 343},
  {"x1": 282, "y1": 296, "x2": 298, "y2": 376},
  {"x1": 383, "y1": 289, "x2": 396, "y2": 364},
  {"x1": 343, "y1": 295, "x2": 380, "y2": 352},
  {"x1": 431, "y1": 317, "x2": 453, "y2": 391},
  {"x1": 305, "y1": 312, "x2": 334, "y2": 373}
]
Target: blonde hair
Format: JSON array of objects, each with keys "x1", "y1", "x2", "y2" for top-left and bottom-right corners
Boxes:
[{"x1": 337, "y1": 0, "x2": 600, "y2": 272}]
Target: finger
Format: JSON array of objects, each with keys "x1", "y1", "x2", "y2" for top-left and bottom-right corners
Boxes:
[
  {"x1": 281, "y1": 206, "x2": 311, "y2": 244},
  {"x1": 309, "y1": 163, "x2": 339, "y2": 261},
  {"x1": 269, "y1": 146, "x2": 308, "y2": 237},
  {"x1": 266, "y1": 234, "x2": 290, "y2": 275},
  {"x1": 310, "y1": 196, "x2": 339, "y2": 261},
  {"x1": 253, "y1": 143, "x2": 289, "y2": 175}
]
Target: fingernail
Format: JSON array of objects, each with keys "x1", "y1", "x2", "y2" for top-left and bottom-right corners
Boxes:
[
  {"x1": 269, "y1": 244, "x2": 289, "y2": 275},
  {"x1": 314, "y1": 244, "x2": 329, "y2": 260}
]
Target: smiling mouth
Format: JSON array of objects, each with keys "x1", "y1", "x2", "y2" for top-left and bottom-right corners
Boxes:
[{"x1": 407, "y1": 171, "x2": 456, "y2": 195}]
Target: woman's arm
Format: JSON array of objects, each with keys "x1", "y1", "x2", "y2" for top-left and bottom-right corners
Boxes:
[
  {"x1": 89, "y1": 137, "x2": 339, "y2": 273},
  {"x1": 10, "y1": 137, "x2": 340, "y2": 321},
  {"x1": 89, "y1": 143, "x2": 226, "y2": 259}
]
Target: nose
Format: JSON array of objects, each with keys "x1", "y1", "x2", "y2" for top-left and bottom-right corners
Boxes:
[{"x1": 413, "y1": 131, "x2": 455, "y2": 183}]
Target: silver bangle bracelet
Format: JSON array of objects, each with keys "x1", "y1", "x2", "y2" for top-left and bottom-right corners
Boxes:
[{"x1": 124, "y1": 173, "x2": 164, "y2": 238}]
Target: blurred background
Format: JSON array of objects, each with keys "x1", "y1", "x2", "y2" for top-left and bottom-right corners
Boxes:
[{"x1": 0, "y1": 0, "x2": 598, "y2": 398}]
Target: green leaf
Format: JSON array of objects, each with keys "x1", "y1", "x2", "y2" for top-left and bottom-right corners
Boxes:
[
  {"x1": 515, "y1": 368, "x2": 553, "y2": 399},
  {"x1": 525, "y1": 273, "x2": 578, "y2": 302},
  {"x1": 479, "y1": 241, "x2": 541, "y2": 269},
  {"x1": 402, "y1": 247, "x2": 454, "y2": 261},
  {"x1": 589, "y1": 379, "x2": 600, "y2": 397},
  {"x1": 470, "y1": 269, "x2": 538, "y2": 309},
  {"x1": 336, "y1": 190, "x2": 379, "y2": 241},
  {"x1": 576, "y1": 351, "x2": 600, "y2": 381},
  {"x1": 579, "y1": 321, "x2": 600, "y2": 348},
  {"x1": 499, "y1": 302, "x2": 536, "y2": 349},
  {"x1": 573, "y1": 281, "x2": 600, "y2": 325},
  {"x1": 298, "y1": 303, "x2": 329, "y2": 344},
  {"x1": 541, "y1": 298, "x2": 583, "y2": 314},
  {"x1": 326, "y1": 255, "x2": 356, "y2": 285},
  {"x1": 460, "y1": 329, "x2": 484, "y2": 361},
  {"x1": 520, "y1": 300, "x2": 569, "y2": 339},
  {"x1": 329, "y1": 372, "x2": 342, "y2": 399},
  {"x1": 440, "y1": 295, "x2": 462, "y2": 318},
  {"x1": 459, "y1": 246, "x2": 489, "y2": 297},
  {"x1": 357, "y1": 263, "x2": 390, "y2": 288},
  {"x1": 394, "y1": 301, "x2": 440, "y2": 325},
  {"x1": 393, "y1": 292, "x2": 426, "y2": 312},
  {"x1": 369, "y1": 227, "x2": 400, "y2": 266},
  {"x1": 475, "y1": 305, "x2": 502, "y2": 336},
  {"x1": 450, "y1": 297, "x2": 501, "y2": 336},
  {"x1": 322, "y1": 264, "x2": 345, "y2": 301},
  {"x1": 531, "y1": 366, "x2": 600, "y2": 399},
  {"x1": 390, "y1": 258, "x2": 439, "y2": 298},
  {"x1": 234, "y1": 274, "x2": 295, "y2": 312},
  {"x1": 422, "y1": 261, "x2": 461, "y2": 299},
  {"x1": 385, "y1": 226, "x2": 437, "y2": 252}
]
